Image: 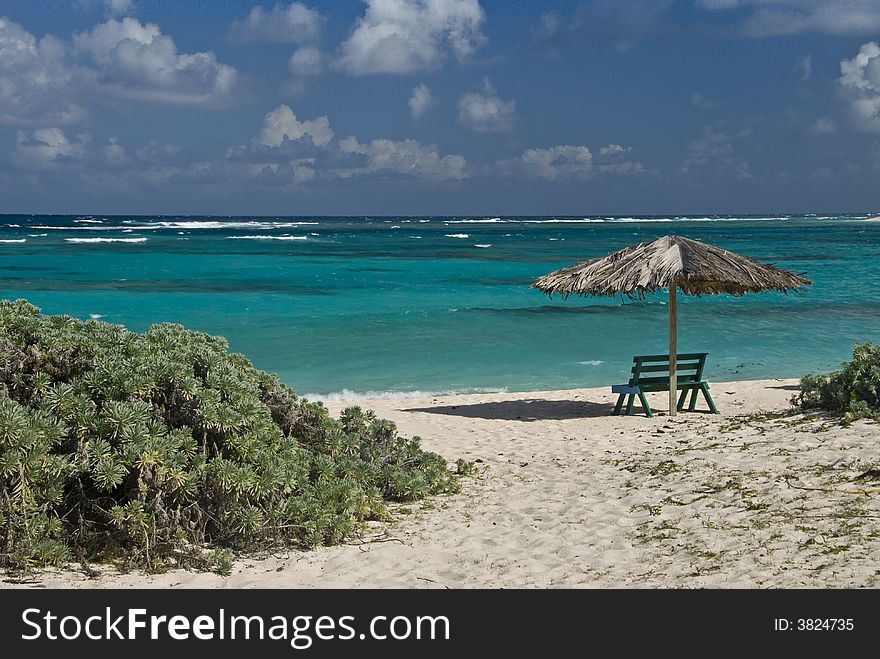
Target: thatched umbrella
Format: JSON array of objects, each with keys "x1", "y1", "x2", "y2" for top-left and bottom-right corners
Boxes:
[{"x1": 531, "y1": 235, "x2": 810, "y2": 416}]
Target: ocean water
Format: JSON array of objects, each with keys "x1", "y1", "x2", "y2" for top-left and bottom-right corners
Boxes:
[{"x1": 1, "y1": 213, "x2": 878, "y2": 400}]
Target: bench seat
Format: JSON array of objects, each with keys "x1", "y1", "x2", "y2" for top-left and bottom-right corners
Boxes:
[{"x1": 611, "y1": 353, "x2": 719, "y2": 418}]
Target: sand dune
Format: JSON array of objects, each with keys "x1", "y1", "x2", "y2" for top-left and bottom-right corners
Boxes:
[{"x1": 4, "y1": 378, "x2": 879, "y2": 589}]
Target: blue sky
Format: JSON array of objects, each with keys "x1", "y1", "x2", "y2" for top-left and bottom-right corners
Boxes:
[{"x1": 1, "y1": 0, "x2": 880, "y2": 215}]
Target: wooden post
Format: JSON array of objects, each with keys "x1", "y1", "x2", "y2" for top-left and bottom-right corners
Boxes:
[{"x1": 669, "y1": 281, "x2": 677, "y2": 417}]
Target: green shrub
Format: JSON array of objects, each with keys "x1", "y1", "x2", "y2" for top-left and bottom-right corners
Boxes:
[
  {"x1": 797, "y1": 342, "x2": 880, "y2": 423},
  {"x1": 0, "y1": 299, "x2": 463, "y2": 572}
]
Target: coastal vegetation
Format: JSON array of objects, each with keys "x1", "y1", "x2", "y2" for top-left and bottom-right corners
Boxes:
[
  {"x1": 0, "y1": 299, "x2": 467, "y2": 573},
  {"x1": 797, "y1": 343, "x2": 880, "y2": 423}
]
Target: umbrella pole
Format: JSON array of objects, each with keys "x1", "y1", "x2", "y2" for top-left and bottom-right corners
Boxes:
[{"x1": 669, "y1": 281, "x2": 677, "y2": 417}]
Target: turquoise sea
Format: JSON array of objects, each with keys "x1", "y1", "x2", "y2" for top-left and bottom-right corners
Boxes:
[{"x1": 1, "y1": 214, "x2": 878, "y2": 400}]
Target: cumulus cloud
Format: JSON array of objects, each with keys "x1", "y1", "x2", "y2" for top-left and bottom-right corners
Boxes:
[
  {"x1": 0, "y1": 17, "x2": 89, "y2": 125},
  {"x1": 288, "y1": 46, "x2": 323, "y2": 75},
  {"x1": 258, "y1": 104, "x2": 334, "y2": 147},
  {"x1": 599, "y1": 144, "x2": 633, "y2": 157},
  {"x1": 231, "y1": 3, "x2": 325, "y2": 84},
  {"x1": 339, "y1": 136, "x2": 467, "y2": 180},
  {"x1": 74, "y1": 18, "x2": 237, "y2": 105},
  {"x1": 457, "y1": 77, "x2": 516, "y2": 133},
  {"x1": 13, "y1": 127, "x2": 88, "y2": 169},
  {"x1": 511, "y1": 143, "x2": 644, "y2": 180},
  {"x1": 338, "y1": 0, "x2": 486, "y2": 75},
  {"x1": 520, "y1": 145, "x2": 593, "y2": 180},
  {"x1": 229, "y1": 2, "x2": 322, "y2": 44},
  {"x1": 221, "y1": 104, "x2": 468, "y2": 185},
  {"x1": 839, "y1": 42, "x2": 880, "y2": 133},
  {"x1": 408, "y1": 83, "x2": 433, "y2": 119},
  {"x1": 697, "y1": 0, "x2": 880, "y2": 37}
]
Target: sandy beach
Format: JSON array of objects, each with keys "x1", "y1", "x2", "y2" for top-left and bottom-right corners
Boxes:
[{"x1": 4, "y1": 377, "x2": 878, "y2": 589}]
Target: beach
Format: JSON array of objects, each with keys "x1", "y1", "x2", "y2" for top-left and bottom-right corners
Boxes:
[{"x1": 6, "y1": 377, "x2": 878, "y2": 589}]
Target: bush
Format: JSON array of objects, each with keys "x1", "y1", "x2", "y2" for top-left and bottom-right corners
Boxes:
[
  {"x1": 797, "y1": 342, "x2": 880, "y2": 423},
  {"x1": 0, "y1": 299, "x2": 463, "y2": 572}
]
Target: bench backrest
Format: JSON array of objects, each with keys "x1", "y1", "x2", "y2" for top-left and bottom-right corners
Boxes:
[{"x1": 629, "y1": 353, "x2": 708, "y2": 387}]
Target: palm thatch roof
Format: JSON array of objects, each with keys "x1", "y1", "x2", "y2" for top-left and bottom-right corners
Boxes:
[{"x1": 531, "y1": 235, "x2": 811, "y2": 299}]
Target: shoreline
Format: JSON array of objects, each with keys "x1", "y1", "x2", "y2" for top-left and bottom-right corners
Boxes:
[
  {"x1": 321, "y1": 377, "x2": 801, "y2": 418},
  {"x1": 305, "y1": 374, "x2": 806, "y2": 405},
  {"x1": 5, "y1": 376, "x2": 879, "y2": 589}
]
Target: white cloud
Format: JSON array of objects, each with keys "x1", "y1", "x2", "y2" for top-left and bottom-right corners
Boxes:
[
  {"x1": 809, "y1": 117, "x2": 837, "y2": 136},
  {"x1": 339, "y1": 136, "x2": 467, "y2": 180},
  {"x1": 794, "y1": 54, "x2": 812, "y2": 82},
  {"x1": 259, "y1": 104, "x2": 334, "y2": 147},
  {"x1": 288, "y1": 46, "x2": 323, "y2": 75},
  {"x1": 224, "y1": 104, "x2": 468, "y2": 185},
  {"x1": 697, "y1": 0, "x2": 880, "y2": 37},
  {"x1": 839, "y1": 42, "x2": 880, "y2": 133},
  {"x1": 13, "y1": 127, "x2": 87, "y2": 169},
  {"x1": 408, "y1": 83, "x2": 433, "y2": 119},
  {"x1": 840, "y1": 42, "x2": 880, "y2": 93},
  {"x1": 514, "y1": 144, "x2": 644, "y2": 180},
  {"x1": 520, "y1": 145, "x2": 592, "y2": 180},
  {"x1": 0, "y1": 17, "x2": 89, "y2": 125},
  {"x1": 229, "y1": 2, "x2": 322, "y2": 44},
  {"x1": 599, "y1": 144, "x2": 632, "y2": 157},
  {"x1": 338, "y1": 0, "x2": 486, "y2": 75},
  {"x1": 457, "y1": 77, "x2": 516, "y2": 133},
  {"x1": 103, "y1": 0, "x2": 134, "y2": 17},
  {"x1": 74, "y1": 18, "x2": 237, "y2": 105}
]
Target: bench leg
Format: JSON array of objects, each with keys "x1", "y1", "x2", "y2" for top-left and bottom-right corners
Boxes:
[
  {"x1": 701, "y1": 383, "x2": 719, "y2": 414},
  {"x1": 677, "y1": 388, "x2": 688, "y2": 411},
  {"x1": 638, "y1": 391, "x2": 653, "y2": 418},
  {"x1": 625, "y1": 394, "x2": 635, "y2": 416},
  {"x1": 688, "y1": 387, "x2": 699, "y2": 412},
  {"x1": 613, "y1": 393, "x2": 625, "y2": 415}
]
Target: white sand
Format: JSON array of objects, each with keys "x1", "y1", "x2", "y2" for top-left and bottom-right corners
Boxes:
[{"x1": 4, "y1": 378, "x2": 880, "y2": 589}]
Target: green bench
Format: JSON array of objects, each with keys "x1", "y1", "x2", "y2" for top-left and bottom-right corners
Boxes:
[{"x1": 612, "y1": 352, "x2": 719, "y2": 418}]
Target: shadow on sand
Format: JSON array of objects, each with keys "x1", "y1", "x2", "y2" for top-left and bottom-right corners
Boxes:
[{"x1": 402, "y1": 398, "x2": 616, "y2": 421}]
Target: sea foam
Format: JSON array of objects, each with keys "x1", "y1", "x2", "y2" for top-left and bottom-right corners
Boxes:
[
  {"x1": 445, "y1": 218, "x2": 505, "y2": 224},
  {"x1": 226, "y1": 235, "x2": 308, "y2": 241},
  {"x1": 304, "y1": 386, "x2": 509, "y2": 403},
  {"x1": 64, "y1": 237, "x2": 148, "y2": 243}
]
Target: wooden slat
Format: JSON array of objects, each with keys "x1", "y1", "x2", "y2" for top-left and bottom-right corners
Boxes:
[
  {"x1": 633, "y1": 352, "x2": 707, "y2": 362},
  {"x1": 639, "y1": 381, "x2": 706, "y2": 392},
  {"x1": 634, "y1": 375, "x2": 700, "y2": 386},
  {"x1": 632, "y1": 362, "x2": 702, "y2": 373}
]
